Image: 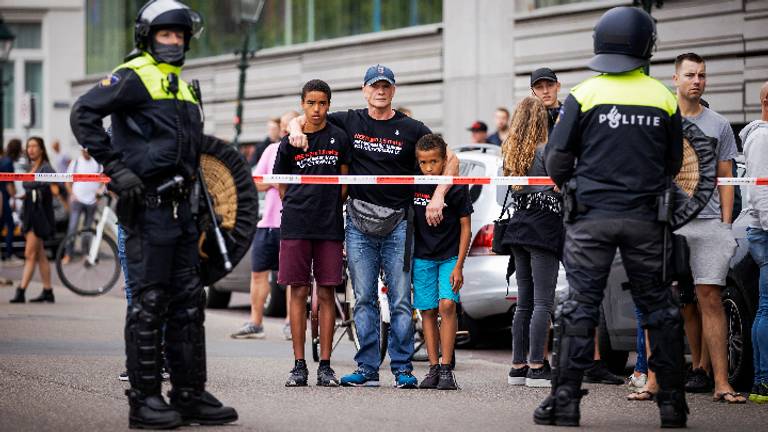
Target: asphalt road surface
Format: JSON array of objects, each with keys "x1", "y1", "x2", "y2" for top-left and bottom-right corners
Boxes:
[{"x1": 1, "y1": 264, "x2": 767, "y2": 431}]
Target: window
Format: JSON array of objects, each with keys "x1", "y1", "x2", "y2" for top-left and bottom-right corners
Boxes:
[
  {"x1": 85, "y1": 0, "x2": 443, "y2": 74},
  {"x1": 6, "y1": 23, "x2": 42, "y2": 49},
  {"x1": 2, "y1": 62, "x2": 13, "y2": 129},
  {"x1": 24, "y1": 62, "x2": 43, "y2": 128},
  {"x1": 516, "y1": 0, "x2": 593, "y2": 12}
]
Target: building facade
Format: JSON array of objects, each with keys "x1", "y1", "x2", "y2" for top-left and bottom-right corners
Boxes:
[
  {"x1": 66, "y1": 0, "x2": 767, "y2": 148},
  {"x1": 0, "y1": 0, "x2": 85, "y2": 154}
]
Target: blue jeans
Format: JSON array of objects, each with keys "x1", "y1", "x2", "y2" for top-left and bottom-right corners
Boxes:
[
  {"x1": 634, "y1": 307, "x2": 648, "y2": 374},
  {"x1": 748, "y1": 227, "x2": 768, "y2": 384},
  {"x1": 117, "y1": 224, "x2": 135, "y2": 306},
  {"x1": 346, "y1": 215, "x2": 414, "y2": 374}
]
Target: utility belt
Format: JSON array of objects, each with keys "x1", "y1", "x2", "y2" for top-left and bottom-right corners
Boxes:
[
  {"x1": 561, "y1": 179, "x2": 673, "y2": 224},
  {"x1": 143, "y1": 175, "x2": 192, "y2": 209}
]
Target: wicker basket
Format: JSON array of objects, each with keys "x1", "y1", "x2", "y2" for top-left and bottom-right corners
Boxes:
[
  {"x1": 674, "y1": 137, "x2": 699, "y2": 198},
  {"x1": 200, "y1": 154, "x2": 238, "y2": 230}
]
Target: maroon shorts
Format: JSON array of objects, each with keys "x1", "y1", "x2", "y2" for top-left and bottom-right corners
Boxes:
[{"x1": 277, "y1": 239, "x2": 344, "y2": 286}]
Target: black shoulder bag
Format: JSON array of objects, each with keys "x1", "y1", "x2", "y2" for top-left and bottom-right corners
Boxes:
[{"x1": 491, "y1": 186, "x2": 513, "y2": 255}]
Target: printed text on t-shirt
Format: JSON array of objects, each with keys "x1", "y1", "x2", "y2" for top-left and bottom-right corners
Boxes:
[
  {"x1": 294, "y1": 149, "x2": 339, "y2": 169},
  {"x1": 353, "y1": 133, "x2": 404, "y2": 155}
]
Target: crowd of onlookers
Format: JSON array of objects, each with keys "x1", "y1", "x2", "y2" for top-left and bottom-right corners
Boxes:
[{"x1": 3, "y1": 51, "x2": 767, "y2": 402}]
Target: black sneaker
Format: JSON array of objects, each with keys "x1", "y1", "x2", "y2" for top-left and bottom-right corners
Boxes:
[
  {"x1": 437, "y1": 364, "x2": 459, "y2": 390},
  {"x1": 508, "y1": 365, "x2": 528, "y2": 386},
  {"x1": 525, "y1": 361, "x2": 552, "y2": 388},
  {"x1": 684, "y1": 368, "x2": 713, "y2": 393},
  {"x1": 584, "y1": 361, "x2": 624, "y2": 385},
  {"x1": 317, "y1": 364, "x2": 339, "y2": 387},
  {"x1": 285, "y1": 360, "x2": 309, "y2": 387},
  {"x1": 420, "y1": 364, "x2": 441, "y2": 389}
]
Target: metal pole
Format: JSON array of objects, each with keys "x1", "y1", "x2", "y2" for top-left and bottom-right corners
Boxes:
[{"x1": 233, "y1": 30, "x2": 251, "y2": 148}]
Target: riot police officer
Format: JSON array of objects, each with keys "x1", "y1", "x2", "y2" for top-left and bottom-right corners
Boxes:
[
  {"x1": 70, "y1": 0, "x2": 237, "y2": 429},
  {"x1": 535, "y1": 6, "x2": 688, "y2": 428}
]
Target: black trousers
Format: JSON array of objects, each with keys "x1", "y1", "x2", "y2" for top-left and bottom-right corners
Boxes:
[
  {"x1": 124, "y1": 201, "x2": 207, "y2": 395},
  {"x1": 556, "y1": 218, "x2": 685, "y2": 390}
]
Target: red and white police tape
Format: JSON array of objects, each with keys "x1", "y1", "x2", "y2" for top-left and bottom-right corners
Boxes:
[{"x1": 2, "y1": 172, "x2": 768, "y2": 186}]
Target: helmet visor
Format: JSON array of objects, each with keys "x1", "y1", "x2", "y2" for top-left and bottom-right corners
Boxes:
[{"x1": 189, "y1": 9, "x2": 204, "y2": 39}]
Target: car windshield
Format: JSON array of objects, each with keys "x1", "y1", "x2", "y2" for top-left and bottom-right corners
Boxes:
[{"x1": 460, "y1": 160, "x2": 485, "y2": 204}]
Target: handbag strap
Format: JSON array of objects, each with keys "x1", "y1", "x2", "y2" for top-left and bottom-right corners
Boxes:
[{"x1": 498, "y1": 186, "x2": 512, "y2": 219}]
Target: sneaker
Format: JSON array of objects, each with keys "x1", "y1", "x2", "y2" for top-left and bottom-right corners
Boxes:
[
  {"x1": 684, "y1": 368, "x2": 713, "y2": 393},
  {"x1": 628, "y1": 372, "x2": 648, "y2": 389},
  {"x1": 419, "y1": 364, "x2": 441, "y2": 389},
  {"x1": 161, "y1": 368, "x2": 170, "y2": 381},
  {"x1": 317, "y1": 364, "x2": 340, "y2": 387},
  {"x1": 230, "y1": 322, "x2": 265, "y2": 339},
  {"x1": 394, "y1": 371, "x2": 418, "y2": 389},
  {"x1": 285, "y1": 360, "x2": 309, "y2": 387},
  {"x1": 583, "y1": 361, "x2": 624, "y2": 385},
  {"x1": 749, "y1": 382, "x2": 768, "y2": 404},
  {"x1": 119, "y1": 370, "x2": 129, "y2": 382},
  {"x1": 340, "y1": 369, "x2": 380, "y2": 387},
  {"x1": 437, "y1": 364, "x2": 459, "y2": 390},
  {"x1": 282, "y1": 323, "x2": 292, "y2": 341},
  {"x1": 526, "y1": 361, "x2": 552, "y2": 388},
  {"x1": 508, "y1": 365, "x2": 529, "y2": 386}
]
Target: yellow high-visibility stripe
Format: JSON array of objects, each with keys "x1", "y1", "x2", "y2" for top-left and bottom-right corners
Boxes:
[
  {"x1": 572, "y1": 68, "x2": 677, "y2": 116},
  {"x1": 113, "y1": 53, "x2": 197, "y2": 104}
]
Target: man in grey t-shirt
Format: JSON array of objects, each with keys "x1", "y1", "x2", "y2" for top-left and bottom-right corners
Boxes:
[{"x1": 673, "y1": 52, "x2": 744, "y2": 403}]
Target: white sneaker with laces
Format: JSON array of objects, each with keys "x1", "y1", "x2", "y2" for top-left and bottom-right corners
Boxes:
[{"x1": 628, "y1": 372, "x2": 648, "y2": 389}]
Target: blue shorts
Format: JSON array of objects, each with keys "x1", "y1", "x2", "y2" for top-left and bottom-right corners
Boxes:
[
  {"x1": 251, "y1": 228, "x2": 280, "y2": 272},
  {"x1": 412, "y1": 256, "x2": 460, "y2": 310}
]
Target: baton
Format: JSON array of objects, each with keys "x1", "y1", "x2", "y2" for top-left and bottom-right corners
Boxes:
[{"x1": 197, "y1": 168, "x2": 232, "y2": 271}]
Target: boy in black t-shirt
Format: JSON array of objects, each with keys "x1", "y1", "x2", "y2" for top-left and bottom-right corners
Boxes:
[
  {"x1": 412, "y1": 134, "x2": 473, "y2": 390},
  {"x1": 273, "y1": 79, "x2": 352, "y2": 387}
]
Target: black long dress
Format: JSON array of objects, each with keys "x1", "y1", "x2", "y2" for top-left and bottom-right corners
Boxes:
[{"x1": 21, "y1": 162, "x2": 56, "y2": 240}]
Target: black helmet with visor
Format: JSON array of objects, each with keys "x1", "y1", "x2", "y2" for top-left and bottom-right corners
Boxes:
[
  {"x1": 588, "y1": 6, "x2": 656, "y2": 74},
  {"x1": 134, "y1": 0, "x2": 203, "y2": 52}
]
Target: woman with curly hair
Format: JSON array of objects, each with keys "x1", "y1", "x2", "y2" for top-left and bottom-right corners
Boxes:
[{"x1": 502, "y1": 96, "x2": 563, "y2": 388}]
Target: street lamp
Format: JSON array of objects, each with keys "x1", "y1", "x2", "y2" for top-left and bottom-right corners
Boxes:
[
  {"x1": 232, "y1": 0, "x2": 266, "y2": 148},
  {"x1": 0, "y1": 19, "x2": 15, "y2": 149}
]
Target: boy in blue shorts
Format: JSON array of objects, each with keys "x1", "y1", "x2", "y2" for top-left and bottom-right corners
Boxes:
[{"x1": 412, "y1": 134, "x2": 473, "y2": 390}]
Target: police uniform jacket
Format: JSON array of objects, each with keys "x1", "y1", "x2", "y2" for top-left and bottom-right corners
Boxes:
[
  {"x1": 70, "y1": 52, "x2": 202, "y2": 184},
  {"x1": 545, "y1": 68, "x2": 683, "y2": 220}
]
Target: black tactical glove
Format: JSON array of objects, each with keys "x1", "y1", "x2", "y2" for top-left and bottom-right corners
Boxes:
[{"x1": 105, "y1": 161, "x2": 144, "y2": 227}]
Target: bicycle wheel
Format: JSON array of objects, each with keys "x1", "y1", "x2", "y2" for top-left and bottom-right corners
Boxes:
[{"x1": 56, "y1": 228, "x2": 120, "y2": 296}]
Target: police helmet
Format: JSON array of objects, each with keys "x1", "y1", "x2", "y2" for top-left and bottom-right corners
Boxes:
[
  {"x1": 134, "y1": 0, "x2": 203, "y2": 52},
  {"x1": 587, "y1": 6, "x2": 656, "y2": 74}
]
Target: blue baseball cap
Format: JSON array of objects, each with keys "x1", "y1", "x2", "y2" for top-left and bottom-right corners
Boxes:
[{"x1": 363, "y1": 64, "x2": 396, "y2": 86}]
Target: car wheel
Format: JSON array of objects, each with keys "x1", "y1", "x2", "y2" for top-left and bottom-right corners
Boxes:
[
  {"x1": 264, "y1": 271, "x2": 287, "y2": 317},
  {"x1": 723, "y1": 282, "x2": 754, "y2": 391},
  {"x1": 206, "y1": 285, "x2": 231, "y2": 309},
  {"x1": 598, "y1": 307, "x2": 629, "y2": 375}
]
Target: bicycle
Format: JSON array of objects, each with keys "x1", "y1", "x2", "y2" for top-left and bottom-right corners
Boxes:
[{"x1": 55, "y1": 195, "x2": 121, "y2": 296}]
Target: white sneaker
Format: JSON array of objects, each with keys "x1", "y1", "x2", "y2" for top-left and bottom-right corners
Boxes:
[
  {"x1": 628, "y1": 372, "x2": 648, "y2": 389},
  {"x1": 283, "y1": 323, "x2": 292, "y2": 340}
]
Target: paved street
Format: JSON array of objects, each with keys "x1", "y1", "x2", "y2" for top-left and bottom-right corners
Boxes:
[{"x1": 1, "y1": 267, "x2": 767, "y2": 431}]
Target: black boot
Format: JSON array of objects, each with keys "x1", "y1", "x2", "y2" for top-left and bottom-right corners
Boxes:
[
  {"x1": 126, "y1": 389, "x2": 183, "y2": 430},
  {"x1": 533, "y1": 384, "x2": 587, "y2": 427},
  {"x1": 657, "y1": 390, "x2": 689, "y2": 428},
  {"x1": 29, "y1": 288, "x2": 54, "y2": 303},
  {"x1": 9, "y1": 287, "x2": 25, "y2": 303},
  {"x1": 168, "y1": 388, "x2": 238, "y2": 426}
]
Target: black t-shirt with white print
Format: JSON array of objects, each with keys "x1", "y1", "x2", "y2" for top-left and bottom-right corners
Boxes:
[
  {"x1": 274, "y1": 123, "x2": 352, "y2": 240},
  {"x1": 328, "y1": 109, "x2": 432, "y2": 210},
  {"x1": 413, "y1": 184, "x2": 473, "y2": 260}
]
